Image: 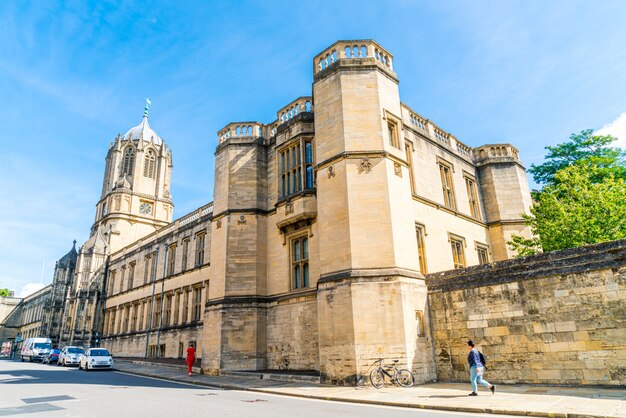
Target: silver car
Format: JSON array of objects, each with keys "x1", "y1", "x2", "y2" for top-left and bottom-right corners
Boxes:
[
  {"x1": 58, "y1": 346, "x2": 85, "y2": 367},
  {"x1": 79, "y1": 348, "x2": 113, "y2": 371}
]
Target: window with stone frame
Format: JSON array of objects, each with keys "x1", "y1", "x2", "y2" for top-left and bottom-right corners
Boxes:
[
  {"x1": 122, "y1": 147, "x2": 135, "y2": 176},
  {"x1": 476, "y1": 243, "x2": 490, "y2": 265},
  {"x1": 449, "y1": 234, "x2": 466, "y2": 269},
  {"x1": 195, "y1": 232, "x2": 205, "y2": 267},
  {"x1": 150, "y1": 251, "x2": 157, "y2": 282},
  {"x1": 130, "y1": 303, "x2": 138, "y2": 331},
  {"x1": 192, "y1": 287, "x2": 202, "y2": 321},
  {"x1": 109, "y1": 270, "x2": 116, "y2": 295},
  {"x1": 143, "y1": 149, "x2": 156, "y2": 178},
  {"x1": 153, "y1": 296, "x2": 161, "y2": 328},
  {"x1": 164, "y1": 294, "x2": 172, "y2": 326},
  {"x1": 167, "y1": 243, "x2": 177, "y2": 276},
  {"x1": 139, "y1": 300, "x2": 146, "y2": 330},
  {"x1": 109, "y1": 310, "x2": 116, "y2": 335},
  {"x1": 173, "y1": 291, "x2": 181, "y2": 325},
  {"x1": 144, "y1": 254, "x2": 151, "y2": 285},
  {"x1": 128, "y1": 262, "x2": 136, "y2": 291},
  {"x1": 405, "y1": 141, "x2": 416, "y2": 194},
  {"x1": 291, "y1": 234, "x2": 310, "y2": 289},
  {"x1": 120, "y1": 265, "x2": 126, "y2": 293},
  {"x1": 415, "y1": 223, "x2": 427, "y2": 274},
  {"x1": 182, "y1": 289, "x2": 189, "y2": 323},
  {"x1": 279, "y1": 138, "x2": 314, "y2": 199},
  {"x1": 387, "y1": 121, "x2": 400, "y2": 148},
  {"x1": 438, "y1": 160, "x2": 457, "y2": 210},
  {"x1": 464, "y1": 174, "x2": 482, "y2": 220},
  {"x1": 122, "y1": 305, "x2": 130, "y2": 333},
  {"x1": 181, "y1": 238, "x2": 190, "y2": 272}
]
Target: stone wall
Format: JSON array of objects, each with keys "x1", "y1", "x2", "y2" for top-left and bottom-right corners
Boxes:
[{"x1": 427, "y1": 239, "x2": 626, "y2": 386}]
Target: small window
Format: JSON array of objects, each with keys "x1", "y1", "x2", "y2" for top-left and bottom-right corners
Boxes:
[
  {"x1": 181, "y1": 238, "x2": 190, "y2": 272},
  {"x1": 465, "y1": 175, "x2": 481, "y2": 220},
  {"x1": 438, "y1": 161, "x2": 456, "y2": 210},
  {"x1": 415, "y1": 224, "x2": 427, "y2": 274},
  {"x1": 109, "y1": 270, "x2": 116, "y2": 295},
  {"x1": 128, "y1": 262, "x2": 135, "y2": 291},
  {"x1": 476, "y1": 244, "x2": 490, "y2": 265},
  {"x1": 164, "y1": 294, "x2": 172, "y2": 326},
  {"x1": 182, "y1": 289, "x2": 189, "y2": 323},
  {"x1": 405, "y1": 142, "x2": 416, "y2": 194},
  {"x1": 450, "y1": 235, "x2": 466, "y2": 269},
  {"x1": 168, "y1": 244, "x2": 177, "y2": 276},
  {"x1": 279, "y1": 139, "x2": 314, "y2": 198},
  {"x1": 195, "y1": 233, "x2": 206, "y2": 267},
  {"x1": 192, "y1": 287, "x2": 202, "y2": 321},
  {"x1": 387, "y1": 122, "x2": 399, "y2": 148},
  {"x1": 291, "y1": 235, "x2": 310, "y2": 289}
]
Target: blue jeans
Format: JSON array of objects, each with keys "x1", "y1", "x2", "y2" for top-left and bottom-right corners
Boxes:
[{"x1": 470, "y1": 366, "x2": 491, "y2": 393}]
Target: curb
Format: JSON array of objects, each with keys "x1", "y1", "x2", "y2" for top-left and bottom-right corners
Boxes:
[{"x1": 114, "y1": 367, "x2": 611, "y2": 418}]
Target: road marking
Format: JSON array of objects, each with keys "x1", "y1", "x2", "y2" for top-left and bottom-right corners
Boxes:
[
  {"x1": 21, "y1": 395, "x2": 75, "y2": 404},
  {"x1": 0, "y1": 403, "x2": 64, "y2": 416}
]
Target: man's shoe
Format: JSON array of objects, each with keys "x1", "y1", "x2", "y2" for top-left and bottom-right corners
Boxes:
[
  {"x1": 468, "y1": 392, "x2": 478, "y2": 396},
  {"x1": 490, "y1": 385, "x2": 496, "y2": 394}
]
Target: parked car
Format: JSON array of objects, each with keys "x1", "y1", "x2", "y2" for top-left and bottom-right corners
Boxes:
[
  {"x1": 20, "y1": 338, "x2": 52, "y2": 362},
  {"x1": 79, "y1": 348, "x2": 113, "y2": 371},
  {"x1": 43, "y1": 348, "x2": 61, "y2": 364},
  {"x1": 58, "y1": 346, "x2": 85, "y2": 366}
]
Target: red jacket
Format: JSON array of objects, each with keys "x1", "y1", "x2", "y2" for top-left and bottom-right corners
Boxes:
[{"x1": 186, "y1": 347, "x2": 196, "y2": 365}]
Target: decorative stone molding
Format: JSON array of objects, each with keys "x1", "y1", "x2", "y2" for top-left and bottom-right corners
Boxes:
[
  {"x1": 359, "y1": 158, "x2": 372, "y2": 173},
  {"x1": 327, "y1": 165, "x2": 335, "y2": 178},
  {"x1": 238, "y1": 215, "x2": 247, "y2": 225},
  {"x1": 285, "y1": 201, "x2": 294, "y2": 214},
  {"x1": 394, "y1": 162, "x2": 402, "y2": 177},
  {"x1": 216, "y1": 218, "x2": 222, "y2": 229}
]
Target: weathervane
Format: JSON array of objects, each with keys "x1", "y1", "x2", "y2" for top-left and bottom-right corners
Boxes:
[{"x1": 143, "y1": 98, "x2": 152, "y2": 118}]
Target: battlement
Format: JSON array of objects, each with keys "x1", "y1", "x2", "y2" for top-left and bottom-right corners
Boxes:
[
  {"x1": 218, "y1": 122, "x2": 264, "y2": 144},
  {"x1": 313, "y1": 40, "x2": 394, "y2": 76}
]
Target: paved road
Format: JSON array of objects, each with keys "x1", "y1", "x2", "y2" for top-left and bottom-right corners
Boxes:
[{"x1": 0, "y1": 360, "x2": 514, "y2": 417}]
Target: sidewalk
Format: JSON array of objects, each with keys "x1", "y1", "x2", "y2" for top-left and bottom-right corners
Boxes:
[{"x1": 114, "y1": 360, "x2": 626, "y2": 418}]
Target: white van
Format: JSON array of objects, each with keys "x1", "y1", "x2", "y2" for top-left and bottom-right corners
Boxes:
[{"x1": 20, "y1": 338, "x2": 52, "y2": 362}]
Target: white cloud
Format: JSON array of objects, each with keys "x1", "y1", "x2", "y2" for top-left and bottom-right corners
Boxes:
[
  {"x1": 17, "y1": 283, "x2": 46, "y2": 298},
  {"x1": 596, "y1": 112, "x2": 626, "y2": 149}
]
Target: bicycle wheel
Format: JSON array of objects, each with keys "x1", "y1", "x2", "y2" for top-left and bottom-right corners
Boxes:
[
  {"x1": 396, "y1": 369, "x2": 414, "y2": 388},
  {"x1": 370, "y1": 368, "x2": 385, "y2": 389}
]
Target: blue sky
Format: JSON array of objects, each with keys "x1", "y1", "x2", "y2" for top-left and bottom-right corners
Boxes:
[{"x1": 1, "y1": 0, "x2": 625, "y2": 296}]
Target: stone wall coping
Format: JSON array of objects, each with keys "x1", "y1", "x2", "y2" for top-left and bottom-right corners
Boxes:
[{"x1": 427, "y1": 239, "x2": 626, "y2": 291}]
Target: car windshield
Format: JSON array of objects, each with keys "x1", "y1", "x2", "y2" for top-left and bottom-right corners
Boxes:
[
  {"x1": 90, "y1": 349, "x2": 110, "y2": 357},
  {"x1": 67, "y1": 348, "x2": 84, "y2": 354},
  {"x1": 34, "y1": 343, "x2": 51, "y2": 349}
]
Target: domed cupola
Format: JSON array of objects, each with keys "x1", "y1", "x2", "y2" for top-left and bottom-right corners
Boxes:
[{"x1": 122, "y1": 99, "x2": 164, "y2": 145}]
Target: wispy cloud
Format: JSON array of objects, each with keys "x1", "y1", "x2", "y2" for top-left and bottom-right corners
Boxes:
[{"x1": 596, "y1": 112, "x2": 626, "y2": 149}]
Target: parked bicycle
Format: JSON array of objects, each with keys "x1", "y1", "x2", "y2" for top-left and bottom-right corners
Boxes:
[{"x1": 369, "y1": 359, "x2": 414, "y2": 388}]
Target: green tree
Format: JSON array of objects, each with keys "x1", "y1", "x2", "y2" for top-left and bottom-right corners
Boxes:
[
  {"x1": 0, "y1": 288, "x2": 11, "y2": 297},
  {"x1": 509, "y1": 130, "x2": 626, "y2": 256},
  {"x1": 528, "y1": 129, "x2": 625, "y2": 185}
]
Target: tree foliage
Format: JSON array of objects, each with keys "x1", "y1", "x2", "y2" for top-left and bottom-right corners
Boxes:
[
  {"x1": 528, "y1": 129, "x2": 625, "y2": 185},
  {"x1": 509, "y1": 130, "x2": 626, "y2": 256},
  {"x1": 0, "y1": 288, "x2": 11, "y2": 297}
]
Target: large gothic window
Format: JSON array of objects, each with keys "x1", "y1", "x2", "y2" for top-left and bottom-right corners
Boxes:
[
  {"x1": 144, "y1": 149, "x2": 156, "y2": 178},
  {"x1": 122, "y1": 147, "x2": 135, "y2": 176}
]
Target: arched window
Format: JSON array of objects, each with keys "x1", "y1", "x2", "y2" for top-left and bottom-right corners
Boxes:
[
  {"x1": 143, "y1": 149, "x2": 156, "y2": 178},
  {"x1": 122, "y1": 147, "x2": 135, "y2": 176}
]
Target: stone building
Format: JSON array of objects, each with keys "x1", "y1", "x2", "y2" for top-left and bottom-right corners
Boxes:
[{"x1": 98, "y1": 39, "x2": 534, "y2": 384}]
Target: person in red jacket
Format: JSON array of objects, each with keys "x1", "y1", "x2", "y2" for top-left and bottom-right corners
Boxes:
[{"x1": 186, "y1": 344, "x2": 196, "y2": 377}]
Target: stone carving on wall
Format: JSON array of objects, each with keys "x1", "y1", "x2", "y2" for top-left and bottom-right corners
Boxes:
[
  {"x1": 216, "y1": 218, "x2": 222, "y2": 229},
  {"x1": 359, "y1": 158, "x2": 372, "y2": 173},
  {"x1": 285, "y1": 201, "x2": 294, "y2": 214},
  {"x1": 328, "y1": 165, "x2": 335, "y2": 178},
  {"x1": 394, "y1": 162, "x2": 402, "y2": 177},
  {"x1": 238, "y1": 215, "x2": 247, "y2": 225}
]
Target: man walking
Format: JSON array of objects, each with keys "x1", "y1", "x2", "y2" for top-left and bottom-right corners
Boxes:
[{"x1": 467, "y1": 340, "x2": 495, "y2": 396}]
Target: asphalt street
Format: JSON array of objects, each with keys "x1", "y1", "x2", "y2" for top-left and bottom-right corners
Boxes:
[{"x1": 0, "y1": 360, "x2": 515, "y2": 418}]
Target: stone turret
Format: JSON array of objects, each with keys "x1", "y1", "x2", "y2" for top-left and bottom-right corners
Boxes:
[{"x1": 473, "y1": 144, "x2": 533, "y2": 260}]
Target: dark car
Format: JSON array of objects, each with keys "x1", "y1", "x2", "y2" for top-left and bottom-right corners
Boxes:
[{"x1": 43, "y1": 348, "x2": 61, "y2": 364}]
